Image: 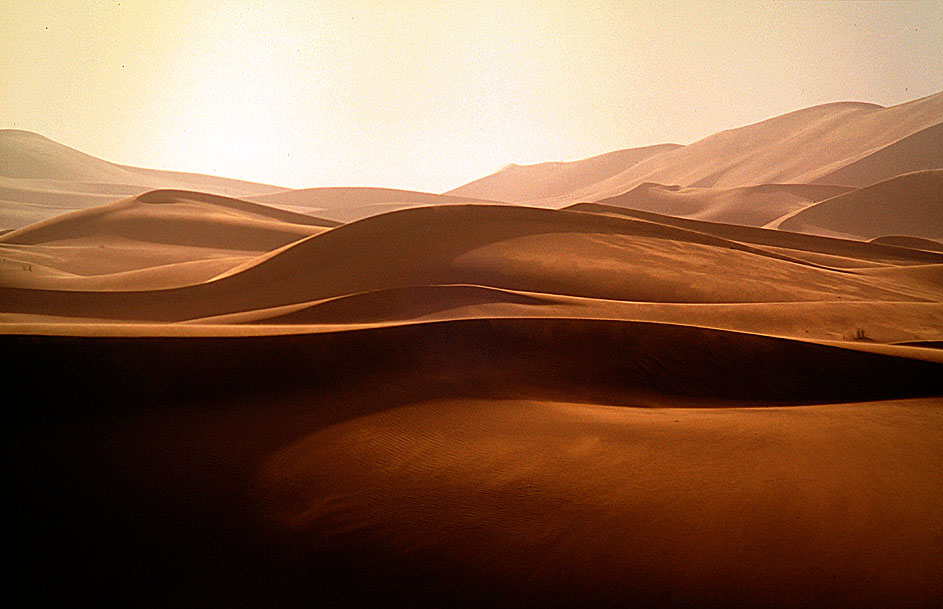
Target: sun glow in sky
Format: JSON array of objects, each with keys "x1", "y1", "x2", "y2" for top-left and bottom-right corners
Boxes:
[{"x1": 2, "y1": 1, "x2": 941, "y2": 192}]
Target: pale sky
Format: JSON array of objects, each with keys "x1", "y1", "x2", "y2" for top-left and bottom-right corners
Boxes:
[{"x1": 2, "y1": 1, "x2": 941, "y2": 192}]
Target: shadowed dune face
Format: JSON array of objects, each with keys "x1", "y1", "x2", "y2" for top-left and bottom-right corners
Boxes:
[
  {"x1": 258, "y1": 397, "x2": 942, "y2": 609},
  {"x1": 3, "y1": 93, "x2": 943, "y2": 608},
  {"x1": 4, "y1": 322, "x2": 942, "y2": 608}
]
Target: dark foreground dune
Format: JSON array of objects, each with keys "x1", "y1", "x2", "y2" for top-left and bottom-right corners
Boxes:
[{"x1": 4, "y1": 320, "x2": 943, "y2": 609}]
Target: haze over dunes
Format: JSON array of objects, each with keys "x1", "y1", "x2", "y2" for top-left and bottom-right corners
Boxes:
[
  {"x1": 0, "y1": 130, "x2": 286, "y2": 229},
  {"x1": 448, "y1": 92, "x2": 943, "y2": 206},
  {"x1": 447, "y1": 144, "x2": 681, "y2": 204},
  {"x1": 3, "y1": 31, "x2": 943, "y2": 608}
]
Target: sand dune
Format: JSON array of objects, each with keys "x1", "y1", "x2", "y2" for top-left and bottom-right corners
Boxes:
[
  {"x1": 567, "y1": 202, "x2": 943, "y2": 266},
  {"x1": 815, "y1": 122, "x2": 943, "y2": 187},
  {"x1": 449, "y1": 92, "x2": 942, "y2": 205},
  {"x1": 870, "y1": 235, "x2": 943, "y2": 252},
  {"x1": 773, "y1": 170, "x2": 943, "y2": 240},
  {"x1": 249, "y1": 186, "x2": 493, "y2": 209},
  {"x1": 0, "y1": 130, "x2": 504, "y2": 229},
  {"x1": 247, "y1": 186, "x2": 501, "y2": 222},
  {"x1": 5, "y1": 203, "x2": 937, "y2": 322},
  {"x1": 0, "y1": 177, "x2": 147, "y2": 228},
  {"x1": 186, "y1": 284, "x2": 561, "y2": 325},
  {"x1": 445, "y1": 144, "x2": 681, "y2": 203},
  {"x1": 4, "y1": 94, "x2": 943, "y2": 608},
  {"x1": 587, "y1": 182, "x2": 852, "y2": 226},
  {"x1": 1, "y1": 189, "x2": 337, "y2": 246},
  {"x1": 0, "y1": 130, "x2": 283, "y2": 193},
  {"x1": 6, "y1": 91, "x2": 940, "y2": 235},
  {"x1": 0, "y1": 130, "x2": 286, "y2": 228},
  {"x1": 176, "y1": 286, "x2": 940, "y2": 346},
  {"x1": 0, "y1": 189, "x2": 336, "y2": 289},
  {"x1": 4, "y1": 319, "x2": 941, "y2": 607}
]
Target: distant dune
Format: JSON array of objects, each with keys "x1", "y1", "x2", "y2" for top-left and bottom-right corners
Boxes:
[
  {"x1": 0, "y1": 133, "x2": 500, "y2": 227},
  {"x1": 2, "y1": 189, "x2": 336, "y2": 246},
  {"x1": 814, "y1": 122, "x2": 943, "y2": 187},
  {"x1": 247, "y1": 186, "x2": 499, "y2": 222},
  {"x1": 589, "y1": 182, "x2": 852, "y2": 226},
  {"x1": 0, "y1": 130, "x2": 285, "y2": 228},
  {"x1": 566, "y1": 202, "x2": 943, "y2": 267},
  {"x1": 773, "y1": 170, "x2": 943, "y2": 240},
  {"x1": 0, "y1": 130, "x2": 284, "y2": 192},
  {"x1": 5, "y1": 91, "x2": 941, "y2": 232},
  {"x1": 445, "y1": 144, "x2": 681, "y2": 204},
  {"x1": 0, "y1": 189, "x2": 336, "y2": 290},
  {"x1": 449, "y1": 92, "x2": 942, "y2": 205},
  {"x1": 3, "y1": 92, "x2": 942, "y2": 608}
]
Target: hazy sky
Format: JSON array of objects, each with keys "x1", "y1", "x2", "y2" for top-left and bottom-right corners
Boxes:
[{"x1": 2, "y1": 1, "x2": 941, "y2": 192}]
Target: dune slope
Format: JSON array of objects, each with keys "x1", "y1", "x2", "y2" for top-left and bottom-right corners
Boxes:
[
  {"x1": 0, "y1": 130, "x2": 284, "y2": 193},
  {"x1": 0, "y1": 130, "x2": 286, "y2": 228},
  {"x1": 247, "y1": 186, "x2": 501, "y2": 222},
  {"x1": 0, "y1": 190, "x2": 336, "y2": 289},
  {"x1": 4, "y1": 203, "x2": 939, "y2": 321},
  {"x1": 448, "y1": 92, "x2": 943, "y2": 205},
  {"x1": 589, "y1": 182, "x2": 852, "y2": 226},
  {"x1": 774, "y1": 170, "x2": 943, "y2": 240},
  {"x1": 815, "y1": 122, "x2": 943, "y2": 187},
  {"x1": 4, "y1": 319, "x2": 941, "y2": 608},
  {"x1": 445, "y1": 144, "x2": 681, "y2": 203}
]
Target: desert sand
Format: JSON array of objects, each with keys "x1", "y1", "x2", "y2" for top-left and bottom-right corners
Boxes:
[
  {"x1": 772, "y1": 170, "x2": 943, "y2": 240},
  {"x1": 448, "y1": 91, "x2": 943, "y2": 206},
  {"x1": 2, "y1": 92, "x2": 942, "y2": 608}
]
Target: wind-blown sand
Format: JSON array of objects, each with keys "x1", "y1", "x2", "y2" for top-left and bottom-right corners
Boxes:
[{"x1": 3, "y1": 94, "x2": 942, "y2": 608}]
